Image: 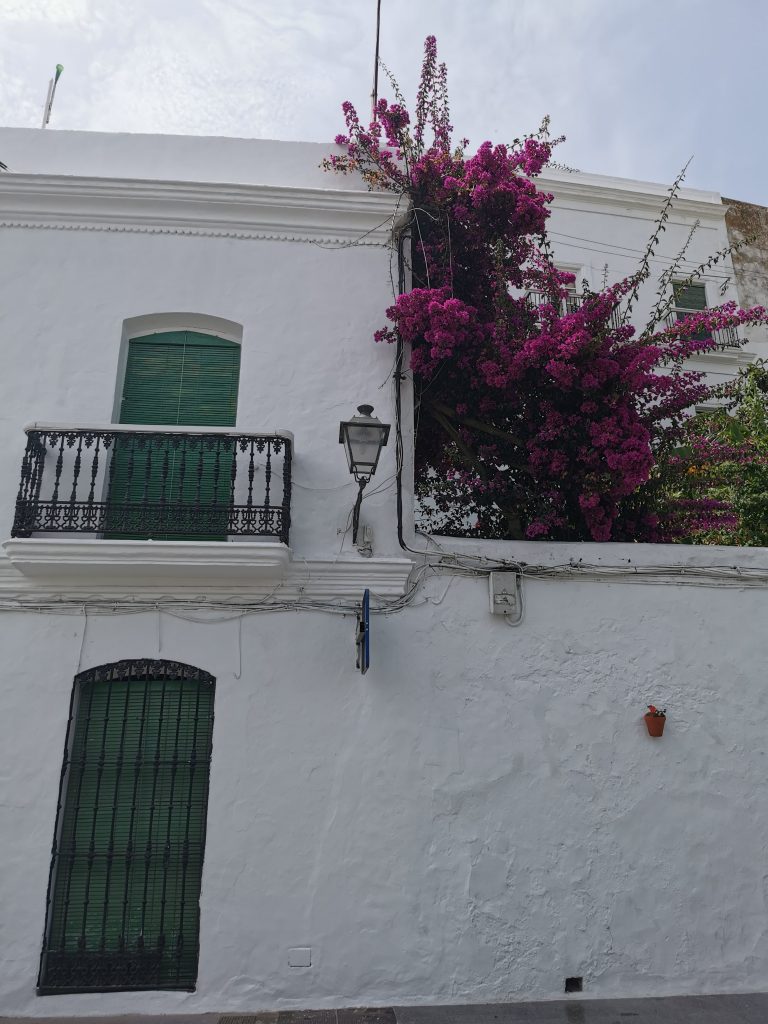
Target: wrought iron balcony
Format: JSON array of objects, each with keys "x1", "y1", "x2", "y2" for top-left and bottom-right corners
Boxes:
[
  {"x1": 12, "y1": 424, "x2": 292, "y2": 544},
  {"x1": 664, "y1": 313, "x2": 741, "y2": 349},
  {"x1": 525, "y1": 290, "x2": 623, "y2": 329}
]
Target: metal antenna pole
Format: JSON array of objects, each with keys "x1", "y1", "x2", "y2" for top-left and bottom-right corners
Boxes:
[
  {"x1": 41, "y1": 79, "x2": 54, "y2": 129},
  {"x1": 371, "y1": 0, "x2": 382, "y2": 120},
  {"x1": 41, "y1": 64, "x2": 64, "y2": 128}
]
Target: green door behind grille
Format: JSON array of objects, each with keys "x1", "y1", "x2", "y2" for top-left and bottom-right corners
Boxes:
[
  {"x1": 39, "y1": 667, "x2": 215, "y2": 993},
  {"x1": 108, "y1": 332, "x2": 241, "y2": 540}
]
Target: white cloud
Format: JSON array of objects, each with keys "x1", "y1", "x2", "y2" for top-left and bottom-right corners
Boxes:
[
  {"x1": 1, "y1": 0, "x2": 88, "y2": 21},
  {"x1": 0, "y1": 0, "x2": 765, "y2": 201}
]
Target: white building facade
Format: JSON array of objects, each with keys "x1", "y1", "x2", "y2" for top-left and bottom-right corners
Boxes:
[{"x1": 1, "y1": 127, "x2": 768, "y2": 1017}]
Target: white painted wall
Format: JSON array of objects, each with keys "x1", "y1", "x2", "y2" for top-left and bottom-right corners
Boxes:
[
  {"x1": 3, "y1": 542, "x2": 768, "y2": 1015},
  {"x1": 0, "y1": 127, "x2": 339, "y2": 189},
  {"x1": 1, "y1": 125, "x2": 758, "y2": 378},
  {"x1": 0, "y1": 138, "x2": 403, "y2": 559},
  {"x1": 1, "y1": 129, "x2": 768, "y2": 1016}
]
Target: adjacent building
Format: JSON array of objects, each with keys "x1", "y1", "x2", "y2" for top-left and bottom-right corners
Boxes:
[{"x1": 725, "y1": 195, "x2": 768, "y2": 354}]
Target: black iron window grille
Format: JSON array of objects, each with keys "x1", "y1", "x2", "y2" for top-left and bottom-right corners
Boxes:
[
  {"x1": 38, "y1": 660, "x2": 216, "y2": 994},
  {"x1": 12, "y1": 425, "x2": 292, "y2": 544}
]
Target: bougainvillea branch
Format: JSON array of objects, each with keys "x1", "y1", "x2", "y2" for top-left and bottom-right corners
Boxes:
[{"x1": 326, "y1": 35, "x2": 768, "y2": 542}]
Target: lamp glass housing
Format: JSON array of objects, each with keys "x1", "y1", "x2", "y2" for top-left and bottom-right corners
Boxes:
[{"x1": 339, "y1": 405, "x2": 391, "y2": 480}]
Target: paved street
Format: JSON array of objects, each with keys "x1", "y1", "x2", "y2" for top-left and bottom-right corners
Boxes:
[
  {"x1": 5, "y1": 994, "x2": 768, "y2": 1024},
  {"x1": 397, "y1": 993, "x2": 768, "y2": 1021}
]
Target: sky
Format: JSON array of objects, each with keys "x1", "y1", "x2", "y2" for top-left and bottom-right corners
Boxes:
[{"x1": 1, "y1": 0, "x2": 766, "y2": 203}]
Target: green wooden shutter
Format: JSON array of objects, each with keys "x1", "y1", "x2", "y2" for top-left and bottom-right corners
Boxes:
[
  {"x1": 673, "y1": 282, "x2": 708, "y2": 313},
  {"x1": 108, "y1": 332, "x2": 241, "y2": 539},
  {"x1": 39, "y1": 661, "x2": 215, "y2": 994},
  {"x1": 120, "y1": 332, "x2": 240, "y2": 428}
]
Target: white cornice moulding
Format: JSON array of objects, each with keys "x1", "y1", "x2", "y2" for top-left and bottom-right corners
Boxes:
[
  {"x1": 691, "y1": 347, "x2": 755, "y2": 368},
  {"x1": 0, "y1": 170, "x2": 723, "y2": 243},
  {"x1": 0, "y1": 539, "x2": 413, "y2": 603},
  {"x1": 0, "y1": 174, "x2": 406, "y2": 246},
  {"x1": 539, "y1": 172, "x2": 726, "y2": 221}
]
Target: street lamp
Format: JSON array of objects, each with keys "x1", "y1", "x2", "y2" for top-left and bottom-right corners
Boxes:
[{"x1": 339, "y1": 404, "x2": 391, "y2": 544}]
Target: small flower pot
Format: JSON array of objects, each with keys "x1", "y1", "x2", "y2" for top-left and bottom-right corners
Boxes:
[{"x1": 644, "y1": 713, "x2": 666, "y2": 738}]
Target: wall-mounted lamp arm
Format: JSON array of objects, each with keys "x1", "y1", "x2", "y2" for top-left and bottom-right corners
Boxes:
[{"x1": 352, "y1": 476, "x2": 369, "y2": 545}]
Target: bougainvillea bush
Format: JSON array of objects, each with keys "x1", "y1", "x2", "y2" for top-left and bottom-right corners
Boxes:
[{"x1": 325, "y1": 36, "x2": 768, "y2": 542}]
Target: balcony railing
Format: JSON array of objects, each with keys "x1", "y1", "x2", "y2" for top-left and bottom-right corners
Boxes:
[
  {"x1": 525, "y1": 290, "x2": 623, "y2": 329},
  {"x1": 664, "y1": 313, "x2": 741, "y2": 349},
  {"x1": 526, "y1": 295, "x2": 742, "y2": 348},
  {"x1": 12, "y1": 424, "x2": 292, "y2": 544}
]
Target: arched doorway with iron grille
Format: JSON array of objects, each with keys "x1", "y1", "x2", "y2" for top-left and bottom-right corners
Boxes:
[{"x1": 38, "y1": 659, "x2": 215, "y2": 994}]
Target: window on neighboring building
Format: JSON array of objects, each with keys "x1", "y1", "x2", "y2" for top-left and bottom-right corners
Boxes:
[
  {"x1": 525, "y1": 265, "x2": 584, "y2": 317},
  {"x1": 560, "y1": 268, "x2": 583, "y2": 315},
  {"x1": 672, "y1": 281, "x2": 710, "y2": 341},
  {"x1": 38, "y1": 660, "x2": 215, "y2": 995}
]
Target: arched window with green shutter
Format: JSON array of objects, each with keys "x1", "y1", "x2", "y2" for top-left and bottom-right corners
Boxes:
[
  {"x1": 38, "y1": 660, "x2": 215, "y2": 994},
  {"x1": 120, "y1": 331, "x2": 240, "y2": 427},
  {"x1": 107, "y1": 331, "x2": 241, "y2": 540}
]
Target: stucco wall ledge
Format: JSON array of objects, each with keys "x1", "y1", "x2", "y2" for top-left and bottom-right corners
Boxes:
[
  {"x1": 0, "y1": 540, "x2": 413, "y2": 601},
  {"x1": 0, "y1": 173, "x2": 406, "y2": 245},
  {"x1": 2, "y1": 537, "x2": 292, "y2": 583}
]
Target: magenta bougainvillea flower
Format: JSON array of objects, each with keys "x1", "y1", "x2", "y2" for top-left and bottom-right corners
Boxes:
[{"x1": 325, "y1": 36, "x2": 768, "y2": 542}]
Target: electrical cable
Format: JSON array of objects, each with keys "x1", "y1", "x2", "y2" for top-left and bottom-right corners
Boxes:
[
  {"x1": 75, "y1": 605, "x2": 88, "y2": 673},
  {"x1": 547, "y1": 229, "x2": 738, "y2": 277},
  {"x1": 548, "y1": 235, "x2": 736, "y2": 282},
  {"x1": 4, "y1": 554, "x2": 768, "y2": 632},
  {"x1": 309, "y1": 212, "x2": 399, "y2": 251},
  {"x1": 503, "y1": 572, "x2": 525, "y2": 627}
]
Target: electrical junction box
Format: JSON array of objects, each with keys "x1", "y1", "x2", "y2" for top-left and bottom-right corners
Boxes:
[
  {"x1": 288, "y1": 947, "x2": 312, "y2": 967},
  {"x1": 489, "y1": 571, "x2": 520, "y2": 617}
]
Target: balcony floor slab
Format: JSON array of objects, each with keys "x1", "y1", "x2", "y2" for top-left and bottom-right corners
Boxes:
[
  {"x1": 0, "y1": 540, "x2": 414, "y2": 603},
  {"x1": 2, "y1": 537, "x2": 292, "y2": 584}
]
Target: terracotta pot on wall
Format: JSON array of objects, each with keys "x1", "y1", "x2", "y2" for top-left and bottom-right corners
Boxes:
[{"x1": 644, "y1": 713, "x2": 666, "y2": 738}]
